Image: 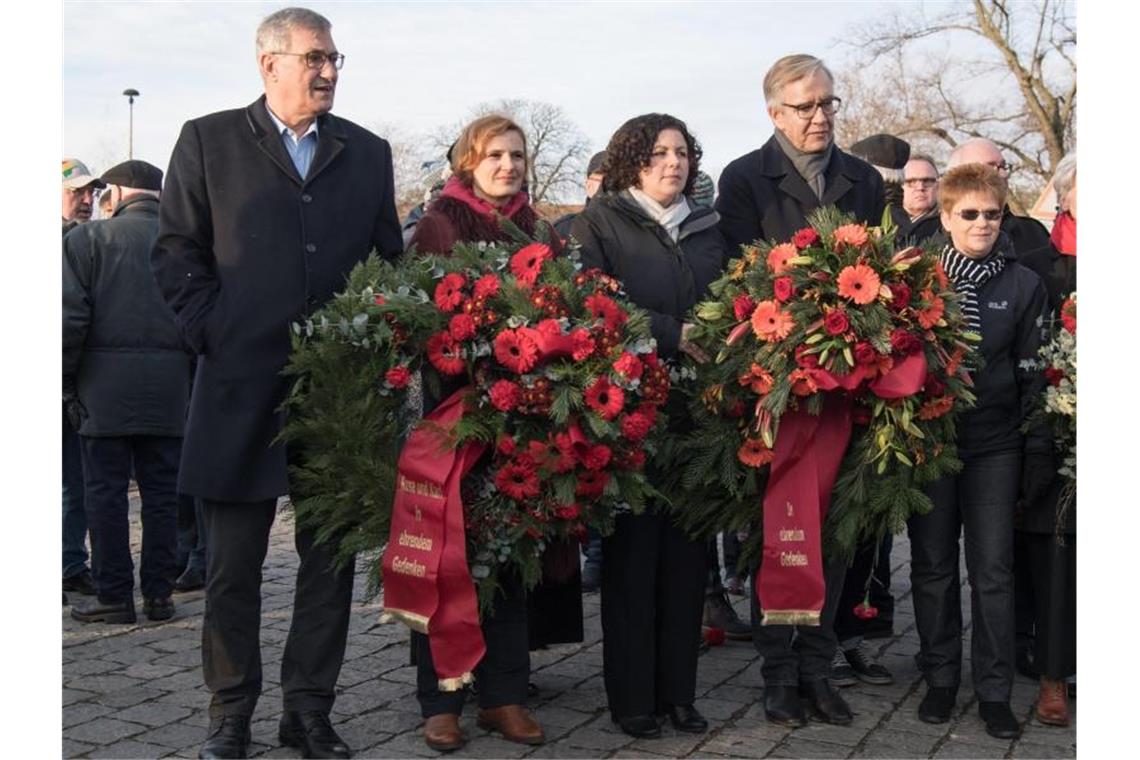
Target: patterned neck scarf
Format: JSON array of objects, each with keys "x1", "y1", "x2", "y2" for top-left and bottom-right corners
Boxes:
[{"x1": 939, "y1": 244, "x2": 1006, "y2": 334}]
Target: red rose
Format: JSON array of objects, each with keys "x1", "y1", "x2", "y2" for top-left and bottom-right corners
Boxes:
[
  {"x1": 854, "y1": 341, "x2": 878, "y2": 366},
  {"x1": 733, "y1": 294, "x2": 757, "y2": 321},
  {"x1": 448, "y1": 313, "x2": 476, "y2": 341},
  {"x1": 473, "y1": 273, "x2": 501, "y2": 299},
  {"x1": 555, "y1": 503, "x2": 581, "y2": 521},
  {"x1": 584, "y1": 377, "x2": 625, "y2": 420},
  {"x1": 824, "y1": 309, "x2": 849, "y2": 336},
  {"x1": 570, "y1": 328, "x2": 596, "y2": 361},
  {"x1": 433, "y1": 272, "x2": 467, "y2": 312},
  {"x1": 384, "y1": 365, "x2": 411, "y2": 389},
  {"x1": 1044, "y1": 366, "x2": 1065, "y2": 387},
  {"x1": 613, "y1": 352, "x2": 643, "y2": 381},
  {"x1": 619, "y1": 411, "x2": 652, "y2": 441},
  {"x1": 792, "y1": 227, "x2": 820, "y2": 249},
  {"x1": 510, "y1": 243, "x2": 553, "y2": 287},
  {"x1": 493, "y1": 328, "x2": 539, "y2": 374},
  {"x1": 794, "y1": 345, "x2": 820, "y2": 369},
  {"x1": 890, "y1": 328, "x2": 922, "y2": 355},
  {"x1": 489, "y1": 379, "x2": 522, "y2": 411},
  {"x1": 888, "y1": 282, "x2": 912, "y2": 312},
  {"x1": 773, "y1": 277, "x2": 796, "y2": 303},
  {"x1": 426, "y1": 332, "x2": 465, "y2": 375},
  {"x1": 581, "y1": 444, "x2": 612, "y2": 471}
]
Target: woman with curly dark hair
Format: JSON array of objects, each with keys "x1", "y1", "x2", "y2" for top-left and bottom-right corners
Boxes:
[{"x1": 571, "y1": 113, "x2": 727, "y2": 738}]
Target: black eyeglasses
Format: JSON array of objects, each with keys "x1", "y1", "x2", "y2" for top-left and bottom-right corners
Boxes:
[
  {"x1": 271, "y1": 50, "x2": 345, "y2": 70},
  {"x1": 781, "y1": 97, "x2": 842, "y2": 120},
  {"x1": 955, "y1": 208, "x2": 1002, "y2": 222}
]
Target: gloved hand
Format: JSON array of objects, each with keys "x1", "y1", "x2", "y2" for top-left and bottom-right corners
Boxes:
[
  {"x1": 64, "y1": 395, "x2": 87, "y2": 432},
  {"x1": 1020, "y1": 451, "x2": 1056, "y2": 506}
]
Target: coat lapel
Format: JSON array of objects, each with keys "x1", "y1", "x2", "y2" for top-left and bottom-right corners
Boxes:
[
  {"x1": 245, "y1": 97, "x2": 304, "y2": 186},
  {"x1": 820, "y1": 152, "x2": 855, "y2": 207},
  {"x1": 761, "y1": 136, "x2": 820, "y2": 211},
  {"x1": 305, "y1": 114, "x2": 346, "y2": 186}
]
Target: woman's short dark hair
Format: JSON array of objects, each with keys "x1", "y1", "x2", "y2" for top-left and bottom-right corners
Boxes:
[{"x1": 600, "y1": 113, "x2": 702, "y2": 196}]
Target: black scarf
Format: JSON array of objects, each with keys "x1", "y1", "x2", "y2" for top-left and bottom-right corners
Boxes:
[
  {"x1": 939, "y1": 244, "x2": 1005, "y2": 334},
  {"x1": 773, "y1": 129, "x2": 833, "y2": 200}
]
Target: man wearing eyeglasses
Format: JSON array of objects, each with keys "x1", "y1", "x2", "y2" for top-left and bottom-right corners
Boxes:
[
  {"x1": 894, "y1": 154, "x2": 942, "y2": 246},
  {"x1": 716, "y1": 54, "x2": 886, "y2": 731},
  {"x1": 947, "y1": 138, "x2": 1051, "y2": 267},
  {"x1": 152, "y1": 7, "x2": 402, "y2": 759}
]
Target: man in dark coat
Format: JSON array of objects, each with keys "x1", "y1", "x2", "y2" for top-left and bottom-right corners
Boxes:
[
  {"x1": 64, "y1": 160, "x2": 188, "y2": 626},
  {"x1": 715, "y1": 53, "x2": 885, "y2": 730},
  {"x1": 894, "y1": 153, "x2": 942, "y2": 247},
  {"x1": 151, "y1": 8, "x2": 402, "y2": 759}
]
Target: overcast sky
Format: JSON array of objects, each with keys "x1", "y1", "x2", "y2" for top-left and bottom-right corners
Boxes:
[{"x1": 63, "y1": 0, "x2": 984, "y2": 191}]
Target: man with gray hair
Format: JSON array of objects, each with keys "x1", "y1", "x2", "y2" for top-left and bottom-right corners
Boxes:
[
  {"x1": 152, "y1": 6, "x2": 402, "y2": 758},
  {"x1": 895, "y1": 153, "x2": 942, "y2": 246},
  {"x1": 716, "y1": 52, "x2": 885, "y2": 730}
]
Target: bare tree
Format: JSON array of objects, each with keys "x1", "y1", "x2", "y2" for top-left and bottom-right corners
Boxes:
[
  {"x1": 371, "y1": 121, "x2": 437, "y2": 215},
  {"x1": 431, "y1": 99, "x2": 592, "y2": 206},
  {"x1": 838, "y1": 0, "x2": 1075, "y2": 202}
]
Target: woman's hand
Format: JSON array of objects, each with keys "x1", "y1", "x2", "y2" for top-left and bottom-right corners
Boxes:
[{"x1": 679, "y1": 323, "x2": 710, "y2": 364}]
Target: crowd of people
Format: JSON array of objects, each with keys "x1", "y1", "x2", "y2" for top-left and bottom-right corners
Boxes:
[{"x1": 62, "y1": 6, "x2": 1076, "y2": 759}]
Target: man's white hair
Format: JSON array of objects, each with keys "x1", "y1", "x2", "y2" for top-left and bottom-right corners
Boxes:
[{"x1": 256, "y1": 7, "x2": 331, "y2": 55}]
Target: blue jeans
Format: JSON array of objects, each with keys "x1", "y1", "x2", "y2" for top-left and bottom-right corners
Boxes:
[{"x1": 62, "y1": 413, "x2": 89, "y2": 579}]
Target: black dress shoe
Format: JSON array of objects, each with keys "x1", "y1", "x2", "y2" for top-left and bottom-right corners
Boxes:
[
  {"x1": 144, "y1": 596, "x2": 175, "y2": 621},
  {"x1": 175, "y1": 565, "x2": 206, "y2": 592},
  {"x1": 978, "y1": 701, "x2": 1021, "y2": 739},
  {"x1": 763, "y1": 684, "x2": 806, "y2": 727},
  {"x1": 63, "y1": 569, "x2": 96, "y2": 596},
  {"x1": 800, "y1": 679, "x2": 853, "y2": 725},
  {"x1": 279, "y1": 710, "x2": 352, "y2": 758},
  {"x1": 917, "y1": 686, "x2": 957, "y2": 724},
  {"x1": 614, "y1": 714, "x2": 660, "y2": 738},
  {"x1": 200, "y1": 715, "x2": 250, "y2": 759},
  {"x1": 662, "y1": 704, "x2": 708, "y2": 733},
  {"x1": 70, "y1": 597, "x2": 136, "y2": 624}
]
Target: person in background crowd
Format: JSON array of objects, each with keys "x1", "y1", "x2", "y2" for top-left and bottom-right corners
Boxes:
[
  {"x1": 553, "y1": 150, "x2": 607, "y2": 240},
  {"x1": 716, "y1": 53, "x2": 884, "y2": 729},
  {"x1": 64, "y1": 160, "x2": 187, "y2": 626},
  {"x1": 62, "y1": 157, "x2": 105, "y2": 604},
  {"x1": 97, "y1": 187, "x2": 115, "y2": 219},
  {"x1": 908, "y1": 164, "x2": 1048, "y2": 739},
  {"x1": 896, "y1": 153, "x2": 942, "y2": 246},
  {"x1": 409, "y1": 114, "x2": 559, "y2": 753},
  {"x1": 1015, "y1": 153, "x2": 1076, "y2": 727},
  {"x1": 688, "y1": 170, "x2": 715, "y2": 209},
  {"x1": 849, "y1": 133, "x2": 909, "y2": 207},
  {"x1": 151, "y1": 7, "x2": 403, "y2": 758},
  {"x1": 174, "y1": 492, "x2": 207, "y2": 591},
  {"x1": 573, "y1": 113, "x2": 723, "y2": 740}
]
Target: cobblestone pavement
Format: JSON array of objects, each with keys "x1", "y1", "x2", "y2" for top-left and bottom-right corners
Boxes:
[{"x1": 63, "y1": 497, "x2": 1076, "y2": 759}]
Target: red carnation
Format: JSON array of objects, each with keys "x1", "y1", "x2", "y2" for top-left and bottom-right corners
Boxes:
[
  {"x1": 434, "y1": 272, "x2": 467, "y2": 312},
  {"x1": 385, "y1": 365, "x2": 411, "y2": 389},
  {"x1": 489, "y1": 379, "x2": 522, "y2": 411},
  {"x1": 619, "y1": 411, "x2": 653, "y2": 441},
  {"x1": 494, "y1": 328, "x2": 539, "y2": 374},
  {"x1": 1044, "y1": 366, "x2": 1065, "y2": 387},
  {"x1": 890, "y1": 328, "x2": 922, "y2": 355},
  {"x1": 495, "y1": 456, "x2": 541, "y2": 501},
  {"x1": 510, "y1": 243, "x2": 553, "y2": 287},
  {"x1": 535, "y1": 319, "x2": 563, "y2": 338},
  {"x1": 473, "y1": 273, "x2": 501, "y2": 299},
  {"x1": 792, "y1": 227, "x2": 820, "y2": 249},
  {"x1": 584, "y1": 377, "x2": 625, "y2": 420},
  {"x1": 585, "y1": 293, "x2": 628, "y2": 330},
  {"x1": 888, "y1": 282, "x2": 912, "y2": 312},
  {"x1": 854, "y1": 341, "x2": 878, "y2": 366},
  {"x1": 570, "y1": 328, "x2": 596, "y2": 361},
  {"x1": 853, "y1": 596, "x2": 879, "y2": 620},
  {"x1": 555, "y1": 503, "x2": 581, "y2": 521},
  {"x1": 733, "y1": 294, "x2": 757, "y2": 321},
  {"x1": 824, "y1": 309, "x2": 850, "y2": 336},
  {"x1": 581, "y1": 444, "x2": 612, "y2": 471},
  {"x1": 613, "y1": 352, "x2": 643, "y2": 381},
  {"x1": 575, "y1": 469, "x2": 610, "y2": 499},
  {"x1": 773, "y1": 277, "x2": 796, "y2": 303},
  {"x1": 448, "y1": 313, "x2": 476, "y2": 341},
  {"x1": 426, "y1": 332, "x2": 465, "y2": 375}
]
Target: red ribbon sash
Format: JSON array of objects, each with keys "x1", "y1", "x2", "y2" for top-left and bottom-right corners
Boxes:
[{"x1": 381, "y1": 389, "x2": 487, "y2": 690}]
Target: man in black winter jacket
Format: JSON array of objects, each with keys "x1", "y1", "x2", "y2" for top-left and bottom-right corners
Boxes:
[{"x1": 63, "y1": 160, "x2": 191, "y2": 626}]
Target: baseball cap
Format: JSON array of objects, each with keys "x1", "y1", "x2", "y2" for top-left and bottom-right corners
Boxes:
[
  {"x1": 62, "y1": 158, "x2": 106, "y2": 190},
  {"x1": 100, "y1": 160, "x2": 164, "y2": 192}
]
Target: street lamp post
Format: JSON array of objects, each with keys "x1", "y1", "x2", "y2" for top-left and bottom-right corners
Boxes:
[{"x1": 123, "y1": 88, "x2": 140, "y2": 159}]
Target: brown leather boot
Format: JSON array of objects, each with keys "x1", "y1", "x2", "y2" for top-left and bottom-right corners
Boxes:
[
  {"x1": 477, "y1": 704, "x2": 546, "y2": 745},
  {"x1": 1035, "y1": 677, "x2": 1071, "y2": 727},
  {"x1": 423, "y1": 713, "x2": 466, "y2": 751}
]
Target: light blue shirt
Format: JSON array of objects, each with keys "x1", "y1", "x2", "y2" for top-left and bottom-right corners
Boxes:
[{"x1": 266, "y1": 105, "x2": 319, "y2": 179}]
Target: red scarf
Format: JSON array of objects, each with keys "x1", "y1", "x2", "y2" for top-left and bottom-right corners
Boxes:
[
  {"x1": 439, "y1": 176, "x2": 530, "y2": 222},
  {"x1": 1051, "y1": 211, "x2": 1076, "y2": 256}
]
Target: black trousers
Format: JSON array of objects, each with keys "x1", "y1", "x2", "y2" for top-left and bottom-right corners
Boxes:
[
  {"x1": 908, "y1": 450, "x2": 1019, "y2": 701},
  {"x1": 414, "y1": 574, "x2": 529, "y2": 718},
  {"x1": 80, "y1": 435, "x2": 180, "y2": 602},
  {"x1": 1020, "y1": 532, "x2": 1076, "y2": 679},
  {"x1": 834, "y1": 537, "x2": 879, "y2": 645},
  {"x1": 600, "y1": 510, "x2": 706, "y2": 718},
  {"x1": 750, "y1": 556, "x2": 846, "y2": 685},
  {"x1": 200, "y1": 499, "x2": 355, "y2": 720}
]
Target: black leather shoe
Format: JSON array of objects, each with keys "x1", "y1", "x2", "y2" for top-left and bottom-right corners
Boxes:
[
  {"x1": 662, "y1": 704, "x2": 707, "y2": 733},
  {"x1": 175, "y1": 565, "x2": 206, "y2": 592},
  {"x1": 800, "y1": 679, "x2": 853, "y2": 725},
  {"x1": 279, "y1": 710, "x2": 352, "y2": 758},
  {"x1": 763, "y1": 684, "x2": 806, "y2": 727},
  {"x1": 70, "y1": 597, "x2": 137, "y2": 624},
  {"x1": 144, "y1": 596, "x2": 175, "y2": 621},
  {"x1": 917, "y1": 686, "x2": 957, "y2": 724},
  {"x1": 200, "y1": 715, "x2": 250, "y2": 759},
  {"x1": 979, "y1": 701, "x2": 1021, "y2": 739},
  {"x1": 614, "y1": 714, "x2": 660, "y2": 739},
  {"x1": 63, "y1": 569, "x2": 96, "y2": 596}
]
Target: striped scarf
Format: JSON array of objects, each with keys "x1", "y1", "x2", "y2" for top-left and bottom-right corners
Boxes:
[{"x1": 939, "y1": 245, "x2": 1005, "y2": 334}]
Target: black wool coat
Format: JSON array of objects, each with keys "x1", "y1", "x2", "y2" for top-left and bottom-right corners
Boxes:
[
  {"x1": 715, "y1": 134, "x2": 886, "y2": 255},
  {"x1": 152, "y1": 96, "x2": 403, "y2": 502}
]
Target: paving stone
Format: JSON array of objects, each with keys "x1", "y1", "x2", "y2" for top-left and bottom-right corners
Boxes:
[
  {"x1": 527, "y1": 740, "x2": 617, "y2": 758},
  {"x1": 1010, "y1": 740, "x2": 1077, "y2": 758},
  {"x1": 67, "y1": 717, "x2": 148, "y2": 745},
  {"x1": 934, "y1": 738, "x2": 1015, "y2": 758},
  {"x1": 63, "y1": 701, "x2": 114, "y2": 728},
  {"x1": 95, "y1": 685, "x2": 168, "y2": 709},
  {"x1": 86, "y1": 739, "x2": 174, "y2": 758},
  {"x1": 63, "y1": 688, "x2": 96, "y2": 706},
  {"x1": 853, "y1": 729, "x2": 942, "y2": 758},
  {"x1": 768, "y1": 736, "x2": 851, "y2": 758},
  {"x1": 62, "y1": 738, "x2": 96, "y2": 758},
  {"x1": 136, "y1": 721, "x2": 207, "y2": 750},
  {"x1": 562, "y1": 724, "x2": 634, "y2": 751},
  {"x1": 113, "y1": 701, "x2": 195, "y2": 727}
]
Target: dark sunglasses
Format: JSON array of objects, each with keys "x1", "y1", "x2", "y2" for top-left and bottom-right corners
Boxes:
[{"x1": 955, "y1": 208, "x2": 1002, "y2": 222}]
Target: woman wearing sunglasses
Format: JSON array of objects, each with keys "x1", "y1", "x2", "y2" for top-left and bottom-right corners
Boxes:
[{"x1": 907, "y1": 163, "x2": 1050, "y2": 740}]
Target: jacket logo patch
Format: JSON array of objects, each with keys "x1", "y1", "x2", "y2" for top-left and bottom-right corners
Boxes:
[{"x1": 987, "y1": 300, "x2": 1009, "y2": 310}]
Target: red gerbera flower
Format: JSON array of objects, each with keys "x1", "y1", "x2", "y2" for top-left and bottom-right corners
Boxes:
[
  {"x1": 426, "y1": 331, "x2": 465, "y2": 375},
  {"x1": 529, "y1": 437, "x2": 575, "y2": 473},
  {"x1": 584, "y1": 377, "x2": 625, "y2": 420},
  {"x1": 495, "y1": 456, "x2": 541, "y2": 501},
  {"x1": 917, "y1": 290, "x2": 945, "y2": 329},
  {"x1": 767, "y1": 243, "x2": 798, "y2": 274},
  {"x1": 575, "y1": 469, "x2": 610, "y2": 499},
  {"x1": 832, "y1": 223, "x2": 870, "y2": 249},
  {"x1": 473, "y1": 273, "x2": 501, "y2": 299},
  {"x1": 510, "y1": 243, "x2": 553, "y2": 287},
  {"x1": 448, "y1": 312, "x2": 477, "y2": 341},
  {"x1": 837, "y1": 264, "x2": 882, "y2": 305},
  {"x1": 433, "y1": 272, "x2": 467, "y2": 312},
  {"x1": 585, "y1": 293, "x2": 628, "y2": 330},
  {"x1": 493, "y1": 328, "x2": 539, "y2": 374},
  {"x1": 750, "y1": 300, "x2": 795, "y2": 342},
  {"x1": 488, "y1": 379, "x2": 522, "y2": 412}
]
